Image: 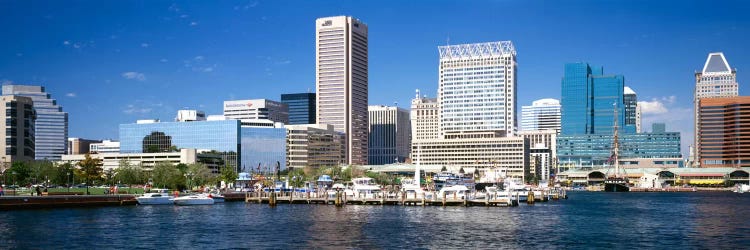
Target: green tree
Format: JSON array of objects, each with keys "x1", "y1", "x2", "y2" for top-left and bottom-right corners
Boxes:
[
  {"x1": 30, "y1": 160, "x2": 56, "y2": 185},
  {"x1": 219, "y1": 164, "x2": 238, "y2": 190},
  {"x1": 55, "y1": 162, "x2": 75, "y2": 186},
  {"x1": 152, "y1": 162, "x2": 185, "y2": 190},
  {"x1": 8, "y1": 161, "x2": 32, "y2": 185},
  {"x1": 116, "y1": 160, "x2": 145, "y2": 188},
  {"x1": 75, "y1": 153, "x2": 104, "y2": 194},
  {"x1": 287, "y1": 168, "x2": 305, "y2": 188},
  {"x1": 186, "y1": 163, "x2": 215, "y2": 189}
]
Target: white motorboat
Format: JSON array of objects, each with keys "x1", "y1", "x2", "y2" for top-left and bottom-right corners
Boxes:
[
  {"x1": 735, "y1": 184, "x2": 750, "y2": 193},
  {"x1": 401, "y1": 178, "x2": 425, "y2": 199},
  {"x1": 438, "y1": 185, "x2": 469, "y2": 200},
  {"x1": 136, "y1": 189, "x2": 174, "y2": 205},
  {"x1": 173, "y1": 194, "x2": 215, "y2": 205},
  {"x1": 347, "y1": 177, "x2": 382, "y2": 199},
  {"x1": 208, "y1": 193, "x2": 225, "y2": 203}
]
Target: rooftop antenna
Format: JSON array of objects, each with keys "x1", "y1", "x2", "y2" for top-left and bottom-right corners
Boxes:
[
  {"x1": 415, "y1": 89, "x2": 420, "y2": 99},
  {"x1": 394, "y1": 101, "x2": 398, "y2": 107},
  {"x1": 307, "y1": 87, "x2": 311, "y2": 93}
]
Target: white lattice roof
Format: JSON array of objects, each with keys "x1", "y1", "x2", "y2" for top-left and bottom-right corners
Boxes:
[{"x1": 438, "y1": 41, "x2": 515, "y2": 60}]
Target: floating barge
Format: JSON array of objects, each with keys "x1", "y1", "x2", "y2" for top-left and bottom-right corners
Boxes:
[{"x1": 0, "y1": 195, "x2": 137, "y2": 210}]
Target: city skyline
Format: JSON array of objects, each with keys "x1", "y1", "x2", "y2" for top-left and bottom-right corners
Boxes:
[{"x1": 1, "y1": 1, "x2": 749, "y2": 158}]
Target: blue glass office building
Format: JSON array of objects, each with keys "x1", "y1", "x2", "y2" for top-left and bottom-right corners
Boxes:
[
  {"x1": 560, "y1": 63, "x2": 635, "y2": 135},
  {"x1": 558, "y1": 132, "x2": 682, "y2": 168},
  {"x1": 281, "y1": 93, "x2": 316, "y2": 125},
  {"x1": 119, "y1": 120, "x2": 286, "y2": 171},
  {"x1": 240, "y1": 127, "x2": 286, "y2": 173},
  {"x1": 2, "y1": 85, "x2": 68, "y2": 160}
]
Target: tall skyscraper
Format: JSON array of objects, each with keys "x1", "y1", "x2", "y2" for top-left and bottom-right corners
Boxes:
[
  {"x1": 0, "y1": 95, "x2": 35, "y2": 167},
  {"x1": 438, "y1": 41, "x2": 517, "y2": 137},
  {"x1": 623, "y1": 86, "x2": 638, "y2": 131},
  {"x1": 410, "y1": 90, "x2": 439, "y2": 141},
  {"x1": 521, "y1": 98, "x2": 561, "y2": 133},
  {"x1": 698, "y1": 97, "x2": 750, "y2": 168},
  {"x1": 368, "y1": 105, "x2": 410, "y2": 165},
  {"x1": 223, "y1": 99, "x2": 288, "y2": 124},
  {"x1": 560, "y1": 63, "x2": 634, "y2": 135},
  {"x1": 316, "y1": 16, "x2": 368, "y2": 165},
  {"x1": 281, "y1": 93, "x2": 316, "y2": 125},
  {"x1": 694, "y1": 52, "x2": 738, "y2": 163},
  {"x1": 2, "y1": 85, "x2": 68, "y2": 160}
]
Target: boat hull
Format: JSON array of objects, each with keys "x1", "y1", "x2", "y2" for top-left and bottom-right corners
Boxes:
[
  {"x1": 604, "y1": 183, "x2": 630, "y2": 192},
  {"x1": 173, "y1": 197, "x2": 215, "y2": 205},
  {"x1": 136, "y1": 197, "x2": 174, "y2": 205}
]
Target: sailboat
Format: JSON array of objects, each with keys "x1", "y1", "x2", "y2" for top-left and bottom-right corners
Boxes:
[{"x1": 604, "y1": 103, "x2": 630, "y2": 192}]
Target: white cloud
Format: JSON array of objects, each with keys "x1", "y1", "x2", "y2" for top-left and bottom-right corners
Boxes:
[
  {"x1": 160, "y1": 58, "x2": 168, "y2": 63},
  {"x1": 638, "y1": 99, "x2": 668, "y2": 114},
  {"x1": 141, "y1": 43, "x2": 150, "y2": 48},
  {"x1": 63, "y1": 41, "x2": 70, "y2": 45},
  {"x1": 122, "y1": 104, "x2": 152, "y2": 114},
  {"x1": 194, "y1": 55, "x2": 204, "y2": 61},
  {"x1": 180, "y1": 14, "x2": 188, "y2": 18},
  {"x1": 190, "y1": 21, "x2": 198, "y2": 26},
  {"x1": 121, "y1": 72, "x2": 146, "y2": 81},
  {"x1": 65, "y1": 93, "x2": 76, "y2": 97}
]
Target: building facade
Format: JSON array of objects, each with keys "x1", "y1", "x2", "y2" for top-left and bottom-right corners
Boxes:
[
  {"x1": 89, "y1": 140, "x2": 120, "y2": 154},
  {"x1": 120, "y1": 119, "x2": 287, "y2": 172},
  {"x1": 316, "y1": 16, "x2": 369, "y2": 165},
  {"x1": 410, "y1": 91, "x2": 439, "y2": 141},
  {"x1": 518, "y1": 130, "x2": 557, "y2": 180},
  {"x1": 0, "y1": 95, "x2": 35, "y2": 166},
  {"x1": 67, "y1": 138, "x2": 101, "y2": 155},
  {"x1": 698, "y1": 97, "x2": 750, "y2": 168},
  {"x1": 411, "y1": 136, "x2": 529, "y2": 181},
  {"x1": 2, "y1": 85, "x2": 68, "y2": 160},
  {"x1": 521, "y1": 98, "x2": 561, "y2": 133},
  {"x1": 223, "y1": 99, "x2": 289, "y2": 124},
  {"x1": 286, "y1": 124, "x2": 343, "y2": 169},
  {"x1": 61, "y1": 148, "x2": 224, "y2": 173},
  {"x1": 623, "y1": 86, "x2": 638, "y2": 131},
  {"x1": 557, "y1": 130, "x2": 682, "y2": 171},
  {"x1": 438, "y1": 41, "x2": 517, "y2": 137},
  {"x1": 281, "y1": 93, "x2": 316, "y2": 125},
  {"x1": 694, "y1": 52, "x2": 738, "y2": 163},
  {"x1": 368, "y1": 105, "x2": 410, "y2": 165}
]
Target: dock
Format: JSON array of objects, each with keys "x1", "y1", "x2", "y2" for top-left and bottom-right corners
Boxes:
[
  {"x1": 242, "y1": 189, "x2": 568, "y2": 207},
  {"x1": 0, "y1": 195, "x2": 137, "y2": 210}
]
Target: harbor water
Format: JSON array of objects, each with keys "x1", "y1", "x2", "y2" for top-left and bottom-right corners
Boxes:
[{"x1": 1, "y1": 192, "x2": 749, "y2": 248}]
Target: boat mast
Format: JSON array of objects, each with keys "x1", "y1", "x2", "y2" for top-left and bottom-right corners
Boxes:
[{"x1": 613, "y1": 103, "x2": 620, "y2": 178}]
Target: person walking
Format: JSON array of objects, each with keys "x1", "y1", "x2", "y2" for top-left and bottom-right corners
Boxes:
[
  {"x1": 0, "y1": 185, "x2": 4, "y2": 196},
  {"x1": 35, "y1": 186, "x2": 42, "y2": 196}
]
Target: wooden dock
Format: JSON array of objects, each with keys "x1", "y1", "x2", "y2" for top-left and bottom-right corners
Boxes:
[{"x1": 242, "y1": 190, "x2": 568, "y2": 207}]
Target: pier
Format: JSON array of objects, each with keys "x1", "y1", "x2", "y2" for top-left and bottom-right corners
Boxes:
[
  {"x1": 0, "y1": 195, "x2": 137, "y2": 210},
  {"x1": 242, "y1": 189, "x2": 567, "y2": 207}
]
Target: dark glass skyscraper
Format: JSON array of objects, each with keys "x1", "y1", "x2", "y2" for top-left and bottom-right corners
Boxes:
[
  {"x1": 281, "y1": 93, "x2": 316, "y2": 125},
  {"x1": 2, "y1": 85, "x2": 68, "y2": 160}
]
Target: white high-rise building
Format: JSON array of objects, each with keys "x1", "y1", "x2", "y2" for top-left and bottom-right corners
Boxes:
[
  {"x1": 521, "y1": 98, "x2": 561, "y2": 133},
  {"x1": 694, "y1": 52, "x2": 738, "y2": 163},
  {"x1": 316, "y1": 16, "x2": 369, "y2": 165},
  {"x1": 635, "y1": 104, "x2": 642, "y2": 133},
  {"x1": 410, "y1": 90, "x2": 440, "y2": 141},
  {"x1": 368, "y1": 105, "x2": 410, "y2": 165},
  {"x1": 438, "y1": 41, "x2": 517, "y2": 137},
  {"x1": 223, "y1": 99, "x2": 288, "y2": 124},
  {"x1": 518, "y1": 130, "x2": 556, "y2": 180}
]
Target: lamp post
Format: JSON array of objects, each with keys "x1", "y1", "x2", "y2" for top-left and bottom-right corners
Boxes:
[
  {"x1": 11, "y1": 171, "x2": 16, "y2": 196},
  {"x1": 67, "y1": 172, "x2": 71, "y2": 192}
]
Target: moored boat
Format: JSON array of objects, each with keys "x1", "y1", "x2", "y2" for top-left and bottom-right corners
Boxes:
[
  {"x1": 136, "y1": 189, "x2": 174, "y2": 205},
  {"x1": 173, "y1": 194, "x2": 215, "y2": 205}
]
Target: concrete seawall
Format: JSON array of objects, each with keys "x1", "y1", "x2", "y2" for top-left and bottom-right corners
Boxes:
[{"x1": 0, "y1": 195, "x2": 137, "y2": 210}]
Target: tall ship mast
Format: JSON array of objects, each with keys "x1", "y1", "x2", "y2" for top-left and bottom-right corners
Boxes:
[{"x1": 605, "y1": 103, "x2": 630, "y2": 192}]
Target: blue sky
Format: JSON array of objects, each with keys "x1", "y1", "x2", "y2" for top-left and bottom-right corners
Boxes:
[{"x1": 1, "y1": 0, "x2": 749, "y2": 157}]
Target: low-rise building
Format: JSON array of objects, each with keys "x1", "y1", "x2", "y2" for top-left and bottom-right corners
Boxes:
[
  {"x1": 68, "y1": 138, "x2": 101, "y2": 155},
  {"x1": 60, "y1": 148, "x2": 223, "y2": 173},
  {"x1": 285, "y1": 124, "x2": 343, "y2": 169},
  {"x1": 89, "y1": 140, "x2": 120, "y2": 154}
]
